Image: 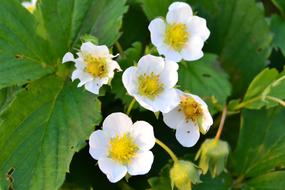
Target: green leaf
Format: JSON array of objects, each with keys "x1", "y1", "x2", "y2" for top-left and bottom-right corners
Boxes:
[
  {"x1": 178, "y1": 54, "x2": 232, "y2": 113},
  {"x1": 241, "y1": 68, "x2": 285, "y2": 109},
  {"x1": 271, "y1": 15, "x2": 285, "y2": 56},
  {"x1": 242, "y1": 171, "x2": 285, "y2": 190},
  {"x1": 0, "y1": 0, "x2": 54, "y2": 89},
  {"x1": 193, "y1": 173, "x2": 232, "y2": 190},
  {"x1": 36, "y1": 0, "x2": 128, "y2": 60},
  {"x1": 139, "y1": 0, "x2": 174, "y2": 20},
  {"x1": 188, "y1": 0, "x2": 272, "y2": 96},
  {"x1": 148, "y1": 176, "x2": 172, "y2": 190},
  {"x1": 0, "y1": 75, "x2": 102, "y2": 190},
  {"x1": 0, "y1": 87, "x2": 19, "y2": 113},
  {"x1": 232, "y1": 108, "x2": 285, "y2": 177}
]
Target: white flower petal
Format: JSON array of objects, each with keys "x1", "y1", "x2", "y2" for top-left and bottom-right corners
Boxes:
[
  {"x1": 127, "y1": 151, "x2": 154, "y2": 176},
  {"x1": 74, "y1": 56, "x2": 86, "y2": 70},
  {"x1": 160, "y1": 60, "x2": 179, "y2": 88},
  {"x1": 148, "y1": 18, "x2": 166, "y2": 47},
  {"x1": 162, "y1": 106, "x2": 184, "y2": 129},
  {"x1": 81, "y1": 42, "x2": 109, "y2": 57},
  {"x1": 181, "y1": 36, "x2": 204, "y2": 61},
  {"x1": 89, "y1": 130, "x2": 109, "y2": 160},
  {"x1": 187, "y1": 16, "x2": 210, "y2": 41},
  {"x1": 166, "y1": 2, "x2": 193, "y2": 24},
  {"x1": 107, "y1": 60, "x2": 121, "y2": 78},
  {"x1": 137, "y1": 55, "x2": 165, "y2": 75},
  {"x1": 98, "y1": 158, "x2": 127, "y2": 183},
  {"x1": 84, "y1": 80, "x2": 102, "y2": 94},
  {"x1": 200, "y1": 109, "x2": 213, "y2": 134},
  {"x1": 122, "y1": 66, "x2": 139, "y2": 95},
  {"x1": 187, "y1": 93, "x2": 208, "y2": 108},
  {"x1": 133, "y1": 95, "x2": 159, "y2": 112},
  {"x1": 152, "y1": 88, "x2": 180, "y2": 113},
  {"x1": 62, "y1": 52, "x2": 75, "y2": 63},
  {"x1": 157, "y1": 45, "x2": 182, "y2": 62},
  {"x1": 131, "y1": 121, "x2": 155, "y2": 151},
  {"x1": 175, "y1": 122, "x2": 200, "y2": 147},
  {"x1": 102, "y1": 112, "x2": 132, "y2": 138},
  {"x1": 71, "y1": 69, "x2": 93, "y2": 87}
]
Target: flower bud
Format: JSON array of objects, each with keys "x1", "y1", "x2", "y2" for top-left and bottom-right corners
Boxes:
[
  {"x1": 195, "y1": 139, "x2": 230, "y2": 177},
  {"x1": 169, "y1": 160, "x2": 201, "y2": 190}
]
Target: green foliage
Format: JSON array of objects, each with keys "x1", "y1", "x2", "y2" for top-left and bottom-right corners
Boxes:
[
  {"x1": 188, "y1": 0, "x2": 272, "y2": 96},
  {"x1": 0, "y1": 0, "x2": 53, "y2": 89},
  {"x1": 232, "y1": 108, "x2": 285, "y2": 177},
  {"x1": 242, "y1": 171, "x2": 285, "y2": 190},
  {"x1": 35, "y1": 0, "x2": 128, "y2": 60},
  {"x1": 139, "y1": 0, "x2": 174, "y2": 20},
  {"x1": 1, "y1": 0, "x2": 285, "y2": 189},
  {"x1": 178, "y1": 54, "x2": 231, "y2": 113},
  {"x1": 271, "y1": 15, "x2": 285, "y2": 56},
  {"x1": 240, "y1": 68, "x2": 285, "y2": 109},
  {"x1": 0, "y1": 76, "x2": 102, "y2": 189},
  {"x1": 148, "y1": 163, "x2": 232, "y2": 190},
  {"x1": 112, "y1": 42, "x2": 143, "y2": 110},
  {"x1": 272, "y1": 0, "x2": 285, "y2": 17}
]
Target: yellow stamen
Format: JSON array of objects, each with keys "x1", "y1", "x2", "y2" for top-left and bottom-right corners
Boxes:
[
  {"x1": 138, "y1": 72, "x2": 164, "y2": 99},
  {"x1": 179, "y1": 96, "x2": 203, "y2": 123},
  {"x1": 27, "y1": 5, "x2": 35, "y2": 13},
  {"x1": 84, "y1": 54, "x2": 108, "y2": 78},
  {"x1": 109, "y1": 134, "x2": 138, "y2": 164},
  {"x1": 165, "y1": 23, "x2": 188, "y2": 51}
]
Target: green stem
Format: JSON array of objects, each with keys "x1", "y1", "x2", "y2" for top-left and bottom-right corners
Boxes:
[
  {"x1": 115, "y1": 41, "x2": 124, "y2": 56},
  {"x1": 232, "y1": 175, "x2": 245, "y2": 189},
  {"x1": 155, "y1": 138, "x2": 178, "y2": 162},
  {"x1": 233, "y1": 96, "x2": 261, "y2": 110},
  {"x1": 266, "y1": 96, "x2": 285, "y2": 107},
  {"x1": 126, "y1": 98, "x2": 136, "y2": 115}
]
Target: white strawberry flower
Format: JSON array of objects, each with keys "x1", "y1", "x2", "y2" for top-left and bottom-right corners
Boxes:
[
  {"x1": 148, "y1": 2, "x2": 210, "y2": 62},
  {"x1": 89, "y1": 112, "x2": 155, "y2": 183},
  {"x1": 122, "y1": 54, "x2": 180, "y2": 113},
  {"x1": 62, "y1": 42, "x2": 121, "y2": 94},
  {"x1": 22, "y1": 0, "x2": 37, "y2": 13},
  {"x1": 163, "y1": 90, "x2": 213, "y2": 147}
]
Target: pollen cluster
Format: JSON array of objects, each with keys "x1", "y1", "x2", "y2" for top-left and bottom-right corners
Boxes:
[
  {"x1": 109, "y1": 134, "x2": 138, "y2": 164},
  {"x1": 84, "y1": 54, "x2": 108, "y2": 78},
  {"x1": 179, "y1": 96, "x2": 203, "y2": 123},
  {"x1": 138, "y1": 72, "x2": 164, "y2": 99},
  {"x1": 164, "y1": 23, "x2": 188, "y2": 51}
]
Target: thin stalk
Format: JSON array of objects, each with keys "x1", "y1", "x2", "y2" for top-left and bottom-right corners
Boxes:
[
  {"x1": 266, "y1": 96, "x2": 285, "y2": 107},
  {"x1": 115, "y1": 41, "x2": 124, "y2": 56},
  {"x1": 155, "y1": 138, "x2": 178, "y2": 162},
  {"x1": 126, "y1": 98, "x2": 136, "y2": 115},
  {"x1": 215, "y1": 106, "x2": 227, "y2": 141}
]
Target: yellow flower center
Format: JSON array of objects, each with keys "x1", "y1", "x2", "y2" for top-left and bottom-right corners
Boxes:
[
  {"x1": 84, "y1": 54, "x2": 108, "y2": 78},
  {"x1": 179, "y1": 96, "x2": 203, "y2": 123},
  {"x1": 138, "y1": 72, "x2": 164, "y2": 99},
  {"x1": 109, "y1": 134, "x2": 138, "y2": 164},
  {"x1": 27, "y1": 5, "x2": 35, "y2": 13},
  {"x1": 165, "y1": 23, "x2": 188, "y2": 51}
]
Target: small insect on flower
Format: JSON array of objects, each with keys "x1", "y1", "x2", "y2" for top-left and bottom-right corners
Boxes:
[
  {"x1": 122, "y1": 54, "x2": 180, "y2": 113},
  {"x1": 89, "y1": 112, "x2": 156, "y2": 183},
  {"x1": 148, "y1": 2, "x2": 210, "y2": 62},
  {"x1": 62, "y1": 42, "x2": 121, "y2": 94},
  {"x1": 22, "y1": 0, "x2": 37, "y2": 13},
  {"x1": 163, "y1": 90, "x2": 213, "y2": 147}
]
